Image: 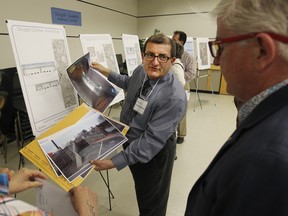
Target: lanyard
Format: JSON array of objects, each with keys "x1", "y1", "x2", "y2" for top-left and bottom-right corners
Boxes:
[{"x1": 140, "y1": 75, "x2": 159, "y2": 100}]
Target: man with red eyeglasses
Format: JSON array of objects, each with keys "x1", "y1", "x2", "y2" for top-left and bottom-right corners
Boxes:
[{"x1": 185, "y1": 0, "x2": 288, "y2": 215}]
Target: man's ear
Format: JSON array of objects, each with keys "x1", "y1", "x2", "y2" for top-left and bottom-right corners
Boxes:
[
  {"x1": 142, "y1": 52, "x2": 145, "y2": 63},
  {"x1": 170, "y1": 57, "x2": 176, "y2": 64},
  {"x1": 256, "y1": 33, "x2": 276, "y2": 70}
]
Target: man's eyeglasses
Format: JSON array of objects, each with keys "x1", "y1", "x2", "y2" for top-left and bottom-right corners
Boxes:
[
  {"x1": 144, "y1": 52, "x2": 172, "y2": 63},
  {"x1": 208, "y1": 32, "x2": 288, "y2": 58}
]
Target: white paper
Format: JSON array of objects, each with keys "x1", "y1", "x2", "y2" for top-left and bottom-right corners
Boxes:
[
  {"x1": 0, "y1": 197, "x2": 38, "y2": 214},
  {"x1": 36, "y1": 178, "x2": 77, "y2": 216}
]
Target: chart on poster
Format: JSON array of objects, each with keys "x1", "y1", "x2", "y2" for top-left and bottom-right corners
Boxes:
[
  {"x1": 6, "y1": 20, "x2": 79, "y2": 137},
  {"x1": 121, "y1": 34, "x2": 142, "y2": 76},
  {"x1": 79, "y1": 34, "x2": 124, "y2": 104}
]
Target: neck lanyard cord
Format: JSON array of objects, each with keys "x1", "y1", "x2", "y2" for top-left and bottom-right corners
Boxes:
[{"x1": 140, "y1": 75, "x2": 159, "y2": 99}]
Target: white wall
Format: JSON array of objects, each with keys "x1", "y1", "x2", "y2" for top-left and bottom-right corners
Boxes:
[
  {"x1": 0, "y1": 0, "x2": 221, "y2": 69},
  {"x1": 137, "y1": 0, "x2": 220, "y2": 39},
  {"x1": 0, "y1": 0, "x2": 137, "y2": 68}
]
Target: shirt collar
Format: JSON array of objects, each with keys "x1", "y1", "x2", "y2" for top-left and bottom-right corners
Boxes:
[{"x1": 238, "y1": 79, "x2": 288, "y2": 124}]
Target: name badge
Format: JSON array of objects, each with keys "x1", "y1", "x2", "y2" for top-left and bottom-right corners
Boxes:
[{"x1": 133, "y1": 97, "x2": 148, "y2": 115}]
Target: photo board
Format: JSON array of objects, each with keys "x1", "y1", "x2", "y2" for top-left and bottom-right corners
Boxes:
[
  {"x1": 184, "y1": 37, "x2": 195, "y2": 57},
  {"x1": 121, "y1": 34, "x2": 142, "y2": 76},
  {"x1": 6, "y1": 20, "x2": 79, "y2": 137},
  {"x1": 196, "y1": 37, "x2": 211, "y2": 70}
]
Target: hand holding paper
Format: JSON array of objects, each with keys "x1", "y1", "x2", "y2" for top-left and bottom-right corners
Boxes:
[
  {"x1": 9, "y1": 168, "x2": 47, "y2": 194},
  {"x1": 91, "y1": 159, "x2": 115, "y2": 171}
]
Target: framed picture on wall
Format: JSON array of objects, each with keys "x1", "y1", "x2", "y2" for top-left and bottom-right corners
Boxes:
[{"x1": 196, "y1": 38, "x2": 211, "y2": 70}]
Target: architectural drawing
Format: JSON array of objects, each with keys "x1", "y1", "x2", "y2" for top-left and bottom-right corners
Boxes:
[
  {"x1": 52, "y1": 39, "x2": 78, "y2": 108},
  {"x1": 184, "y1": 37, "x2": 195, "y2": 57},
  {"x1": 196, "y1": 38, "x2": 211, "y2": 70},
  {"x1": 122, "y1": 34, "x2": 142, "y2": 76},
  {"x1": 6, "y1": 20, "x2": 78, "y2": 137}
]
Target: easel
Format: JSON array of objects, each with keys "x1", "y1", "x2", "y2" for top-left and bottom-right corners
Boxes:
[
  {"x1": 100, "y1": 100, "x2": 124, "y2": 210},
  {"x1": 193, "y1": 67, "x2": 216, "y2": 111},
  {"x1": 98, "y1": 170, "x2": 114, "y2": 210}
]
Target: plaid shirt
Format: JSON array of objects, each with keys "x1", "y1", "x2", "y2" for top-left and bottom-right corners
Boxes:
[{"x1": 180, "y1": 50, "x2": 197, "y2": 82}]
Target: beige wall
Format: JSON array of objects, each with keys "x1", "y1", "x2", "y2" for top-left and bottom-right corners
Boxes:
[
  {"x1": 137, "y1": 0, "x2": 220, "y2": 39},
  {"x1": 0, "y1": 0, "x2": 220, "y2": 69},
  {"x1": 0, "y1": 0, "x2": 137, "y2": 68}
]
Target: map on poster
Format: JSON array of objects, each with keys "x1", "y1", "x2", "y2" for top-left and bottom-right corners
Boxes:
[
  {"x1": 6, "y1": 20, "x2": 78, "y2": 137},
  {"x1": 79, "y1": 34, "x2": 125, "y2": 104},
  {"x1": 196, "y1": 38, "x2": 211, "y2": 70},
  {"x1": 121, "y1": 34, "x2": 142, "y2": 76}
]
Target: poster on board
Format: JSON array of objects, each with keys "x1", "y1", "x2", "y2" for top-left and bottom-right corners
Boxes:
[
  {"x1": 121, "y1": 34, "x2": 142, "y2": 76},
  {"x1": 196, "y1": 38, "x2": 211, "y2": 70},
  {"x1": 79, "y1": 34, "x2": 125, "y2": 104},
  {"x1": 6, "y1": 20, "x2": 78, "y2": 137},
  {"x1": 184, "y1": 37, "x2": 195, "y2": 57}
]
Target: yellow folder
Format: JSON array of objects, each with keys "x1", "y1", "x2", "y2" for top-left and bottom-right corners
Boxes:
[{"x1": 20, "y1": 103, "x2": 129, "y2": 191}]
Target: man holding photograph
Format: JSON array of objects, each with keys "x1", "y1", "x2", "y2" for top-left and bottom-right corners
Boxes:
[{"x1": 91, "y1": 33, "x2": 186, "y2": 216}]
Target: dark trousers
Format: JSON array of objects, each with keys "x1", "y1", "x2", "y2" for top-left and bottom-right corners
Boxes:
[{"x1": 128, "y1": 134, "x2": 176, "y2": 216}]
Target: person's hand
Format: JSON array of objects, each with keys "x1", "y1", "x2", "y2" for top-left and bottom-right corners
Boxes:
[
  {"x1": 90, "y1": 159, "x2": 115, "y2": 171},
  {"x1": 0, "y1": 168, "x2": 14, "y2": 177},
  {"x1": 91, "y1": 62, "x2": 111, "y2": 77},
  {"x1": 9, "y1": 168, "x2": 47, "y2": 194},
  {"x1": 70, "y1": 186, "x2": 98, "y2": 216}
]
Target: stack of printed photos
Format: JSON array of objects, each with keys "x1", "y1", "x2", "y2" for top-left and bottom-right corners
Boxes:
[{"x1": 37, "y1": 108, "x2": 127, "y2": 183}]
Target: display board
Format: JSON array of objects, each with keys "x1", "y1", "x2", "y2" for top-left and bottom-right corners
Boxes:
[
  {"x1": 196, "y1": 37, "x2": 211, "y2": 70},
  {"x1": 184, "y1": 36, "x2": 195, "y2": 57},
  {"x1": 6, "y1": 20, "x2": 78, "y2": 137},
  {"x1": 79, "y1": 34, "x2": 124, "y2": 104},
  {"x1": 121, "y1": 34, "x2": 142, "y2": 76}
]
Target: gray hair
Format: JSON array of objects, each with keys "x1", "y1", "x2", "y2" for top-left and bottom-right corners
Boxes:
[{"x1": 211, "y1": 0, "x2": 288, "y2": 61}]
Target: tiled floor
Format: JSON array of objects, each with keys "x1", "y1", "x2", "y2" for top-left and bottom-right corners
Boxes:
[{"x1": 1, "y1": 92, "x2": 237, "y2": 216}]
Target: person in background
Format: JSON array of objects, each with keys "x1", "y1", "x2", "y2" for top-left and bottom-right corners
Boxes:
[
  {"x1": 172, "y1": 30, "x2": 196, "y2": 144},
  {"x1": 91, "y1": 33, "x2": 187, "y2": 216},
  {"x1": 171, "y1": 42, "x2": 185, "y2": 87},
  {"x1": 171, "y1": 42, "x2": 185, "y2": 160},
  {"x1": 185, "y1": 0, "x2": 288, "y2": 215}
]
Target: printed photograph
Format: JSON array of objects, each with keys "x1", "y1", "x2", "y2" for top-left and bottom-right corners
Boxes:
[
  {"x1": 67, "y1": 53, "x2": 118, "y2": 112},
  {"x1": 38, "y1": 112, "x2": 127, "y2": 182}
]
